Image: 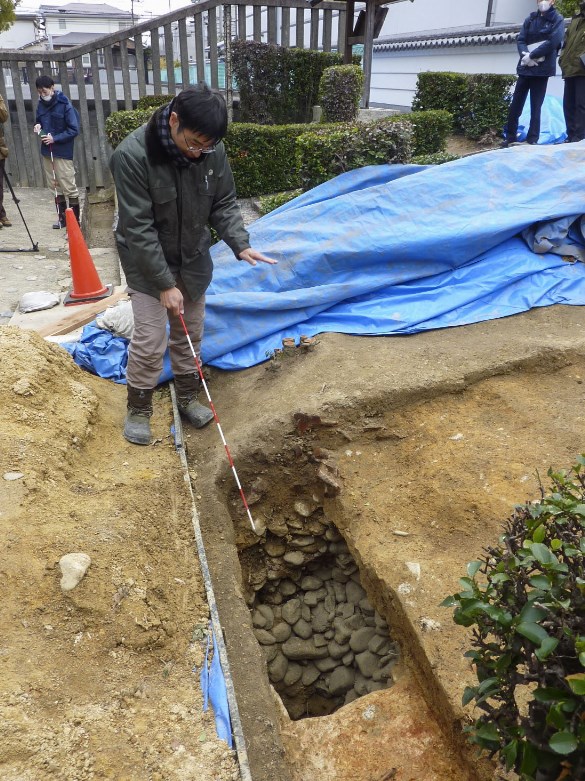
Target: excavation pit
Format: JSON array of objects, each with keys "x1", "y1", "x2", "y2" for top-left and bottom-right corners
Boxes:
[{"x1": 240, "y1": 524, "x2": 398, "y2": 719}]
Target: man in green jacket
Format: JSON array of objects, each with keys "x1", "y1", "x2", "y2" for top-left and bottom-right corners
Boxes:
[
  {"x1": 559, "y1": 0, "x2": 585, "y2": 141},
  {"x1": 110, "y1": 85, "x2": 275, "y2": 445}
]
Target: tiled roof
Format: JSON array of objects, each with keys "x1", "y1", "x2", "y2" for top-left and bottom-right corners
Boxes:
[{"x1": 373, "y1": 22, "x2": 528, "y2": 52}]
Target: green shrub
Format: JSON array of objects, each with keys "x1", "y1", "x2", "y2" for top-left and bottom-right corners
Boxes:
[
  {"x1": 232, "y1": 40, "x2": 361, "y2": 124},
  {"x1": 412, "y1": 71, "x2": 515, "y2": 140},
  {"x1": 405, "y1": 109, "x2": 453, "y2": 155},
  {"x1": 412, "y1": 72, "x2": 468, "y2": 132},
  {"x1": 411, "y1": 151, "x2": 459, "y2": 165},
  {"x1": 461, "y1": 73, "x2": 515, "y2": 140},
  {"x1": 105, "y1": 108, "x2": 155, "y2": 149},
  {"x1": 319, "y1": 65, "x2": 364, "y2": 123},
  {"x1": 224, "y1": 123, "x2": 307, "y2": 197},
  {"x1": 443, "y1": 457, "x2": 585, "y2": 781},
  {"x1": 136, "y1": 94, "x2": 173, "y2": 110},
  {"x1": 259, "y1": 189, "x2": 303, "y2": 215},
  {"x1": 296, "y1": 118, "x2": 412, "y2": 190}
]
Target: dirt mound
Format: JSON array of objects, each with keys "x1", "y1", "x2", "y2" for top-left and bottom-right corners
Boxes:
[{"x1": 0, "y1": 326, "x2": 237, "y2": 781}]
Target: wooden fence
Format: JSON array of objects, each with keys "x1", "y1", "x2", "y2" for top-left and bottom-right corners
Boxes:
[{"x1": 0, "y1": 0, "x2": 347, "y2": 190}]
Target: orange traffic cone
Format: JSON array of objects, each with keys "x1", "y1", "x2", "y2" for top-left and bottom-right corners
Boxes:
[{"x1": 63, "y1": 208, "x2": 113, "y2": 306}]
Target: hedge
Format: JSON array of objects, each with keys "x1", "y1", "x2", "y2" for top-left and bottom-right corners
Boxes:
[
  {"x1": 232, "y1": 40, "x2": 361, "y2": 124},
  {"x1": 296, "y1": 119, "x2": 413, "y2": 190},
  {"x1": 136, "y1": 94, "x2": 173, "y2": 110},
  {"x1": 319, "y1": 65, "x2": 364, "y2": 123},
  {"x1": 105, "y1": 107, "x2": 452, "y2": 197},
  {"x1": 223, "y1": 123, "x2": 309, "y2": 197},
  {"x1": 412, "y1": 71, "x2": 515, "y2": 140}
]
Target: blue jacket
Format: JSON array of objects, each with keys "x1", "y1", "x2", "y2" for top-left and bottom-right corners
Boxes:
[
  {"x1": 516, "y1": 7, "x2": 564, "y2": 78},
  {"x1": 35, "y1": 91, "x2": 79, "y2": 160}
]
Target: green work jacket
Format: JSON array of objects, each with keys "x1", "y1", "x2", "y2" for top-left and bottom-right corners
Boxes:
[
  {"x1": 560, "y1": 14, "x2": 585, "y2": 79},
  {"x1": 109, "y1": 110, "x2": 250, "y2": 301}
]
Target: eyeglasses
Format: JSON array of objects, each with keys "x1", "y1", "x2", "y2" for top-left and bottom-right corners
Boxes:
[{"x1": 181, "y1": 129, "x2": 217, "y2": 154}]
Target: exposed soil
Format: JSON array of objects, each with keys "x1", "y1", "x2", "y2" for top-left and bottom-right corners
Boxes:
[{"x1": 2, "y1": 188, "x2": 585, "y2": 780}]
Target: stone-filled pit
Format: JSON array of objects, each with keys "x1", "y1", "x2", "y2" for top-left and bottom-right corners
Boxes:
[{"x1": 239, "y1": 503, "x2": 399, "y2": 719}]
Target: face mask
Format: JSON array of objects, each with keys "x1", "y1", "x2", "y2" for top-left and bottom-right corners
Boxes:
[
  {"x1": 538, "y1": 1, "x2": 551, "y2": 11},
  {"x1": 40, "y1": 94, "x2": 53, "y2": 102}
]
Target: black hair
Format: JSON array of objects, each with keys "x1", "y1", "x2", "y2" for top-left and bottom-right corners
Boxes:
[
  {"x1": 35, "y1": 75, "x2": 55, "y2": 89},
  {"x1": 172, "y1": 84, "x2": 228, "y2": 141}
]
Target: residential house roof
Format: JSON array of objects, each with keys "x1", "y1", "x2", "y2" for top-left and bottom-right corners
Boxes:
[{"x1": 39, "y1": 3, "x2": 132, "y2": 18}]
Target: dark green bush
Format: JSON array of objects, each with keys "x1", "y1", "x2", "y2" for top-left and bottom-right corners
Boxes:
[
  {"x1": 223, "y1": 123, "x2": 308, "y2": 197},
  {"x1": 232, "y1": 40, "x2": 360, "y2": 124},
  {"x1": 136, "y1": 94, "x2": 173, "y2": 110},
  {"x1": 105, "y1": 108, "x2": 155, "y2": 148},
  {"x1": 412, "y1": 72, "x2": 468, "y2": 132},
  {"x1": 443, "y1": 457, "x2": 585, "y2": 781},
  {"x1": 412, "y1": 71, "x2": 515, "y2": 140},
  {"x1": 461, "y1": 73, "x2": 515, "y2": 140},
  {"x1": 405, "y1": 109, "x2": 453, "y2": 155},
  {"x1": 259, "y1": 189, "x2": 303, "y2": 215},
  {"x1": 296, "y1": 118, "x2": 412, "y2": 190},
  {"x1": 319, "y1": 65, "x2": 364, "y2": 123}
]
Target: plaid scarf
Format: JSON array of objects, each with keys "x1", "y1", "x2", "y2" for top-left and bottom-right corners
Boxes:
[{"x1": 157, "y1": 102, "x2": 194, "y2": 168}]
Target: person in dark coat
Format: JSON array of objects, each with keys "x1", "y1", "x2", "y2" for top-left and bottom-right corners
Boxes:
[
  {"x1": 110, "y1": 84, "x2": 277, "y2": 446},
  {"x1": 503, "y1": 1, "x2": 564, "y2": 147},
  {"x1": 559, "y1": 0, "x2": 585, "y2": 142},
  {"x1": 33, "y1": 75, "x2": 80, "y2": 228}
]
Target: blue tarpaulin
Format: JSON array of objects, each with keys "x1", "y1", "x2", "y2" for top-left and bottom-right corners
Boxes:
[
  {"x1": 64, "y1": 141, "x2": 585, "y2": 379},
  {"x1": 516, "y1": 94, "x2": 567, "y2": 145}
]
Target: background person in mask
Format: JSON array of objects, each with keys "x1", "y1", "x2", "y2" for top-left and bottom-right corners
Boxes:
[
  {"x1": 502, "y1": 0, "x2": 564, "y2": 147},
  {"x1": 33, "y1": 75, "x2": 79, "y2": 229},
  {"x1": 560, "y1": 0, "x2": 585, "y2": 142},
  {"x1": 109, "y1": 84, "x2": 277, "y2": 446}
]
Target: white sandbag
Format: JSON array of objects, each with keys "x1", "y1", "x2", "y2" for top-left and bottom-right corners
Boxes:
[
  {"x1": 96, "y1": 298, "x2": 134, "y2": 339},
  {"x1": 19, "y1": 291, "x2": 60, "y2": 313}
]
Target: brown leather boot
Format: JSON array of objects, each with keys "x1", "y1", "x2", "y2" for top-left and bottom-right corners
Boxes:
[
  {"x1": 174, "y1": 373, "x2": 213, "y2": 428},
  {"x1": 124, "y1": 385, "x2": 154, "y2": 445}
]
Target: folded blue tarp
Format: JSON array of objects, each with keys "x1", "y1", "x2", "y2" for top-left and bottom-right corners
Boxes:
[{"x1": 65, "y1": 142, "x2": 585, "y2": 379}]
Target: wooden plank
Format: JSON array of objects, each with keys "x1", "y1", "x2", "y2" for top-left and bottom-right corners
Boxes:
[
  {"x1": 281, "y1": 6, "x2": 290, "y2": 47},
  {"x1": 253, "y1": 5, "x2": 262, "y2": 41},
  {"x1": 164, "y1": 22, "x2": 176, "y2": 93},
  {"x1": 267, "y1": 6, "x2": 277, "y2": 43},
  {"x1": 323, "y1": 8, "x2": 332, "y2": 51},
  {"x1": 73, "y1": 56, "x2": 93, "y2": 192},
  {"x1": 36, "y1": 289, "x2": 129, "y2": 337},
  {"x1": 11, "y1": 61, "x2": 34, "y2": 186},
  {"x1": 194, "y1": 13, "x2": 205, "y2": 84},
  {"x1": 237, "y1": 4, "x2": 247, "y2": 38},
  {"x1": 209, "y1": 7, "x2": 218, "y2": 88},
  {"x1": 337, "y1": 8, "x2": 346, "y2": 58},
  {"x1": 90, "y1": 49, "x2": 110, "y2": 187},
  {"x1": 103, "y1": 45, "x2": 118, "y2": 113},
  {"x1": 343, "y1": 0, "x2": 354, "y2": 63},
  {"x1": 361, "y1": 0, "x2": 375, "y2": 108},
  {"x1": 295, "y1": 7, "x2": 304, "y2": 48},
  {"x1": 119, "y1": 39, "x2": 133, "y2": 110},
  {"x1": 178, "y1": 17, "x2": 190, "y2": 88},
  {"x1": 134, "y1": 32, "x2": 147, "y2": 97},
  {"x1": 310, "y1": 8, "x2": 319, "y2": 50},
  {"x1": 151, "y1": 27, "x2": 162, "y2": 94}
]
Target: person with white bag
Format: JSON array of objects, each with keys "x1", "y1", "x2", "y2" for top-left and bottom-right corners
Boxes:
[{"x1": 502, "y1": 1, "x2": 564, "y2": 147}]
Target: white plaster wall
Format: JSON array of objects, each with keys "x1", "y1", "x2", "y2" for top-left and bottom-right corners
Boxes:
[
  {"x1": 0, "y1": 19, "x2": 38, "y2": 49},
  {"x1": 370, "y1": 45, "x2": 564, "y2": 108}
]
